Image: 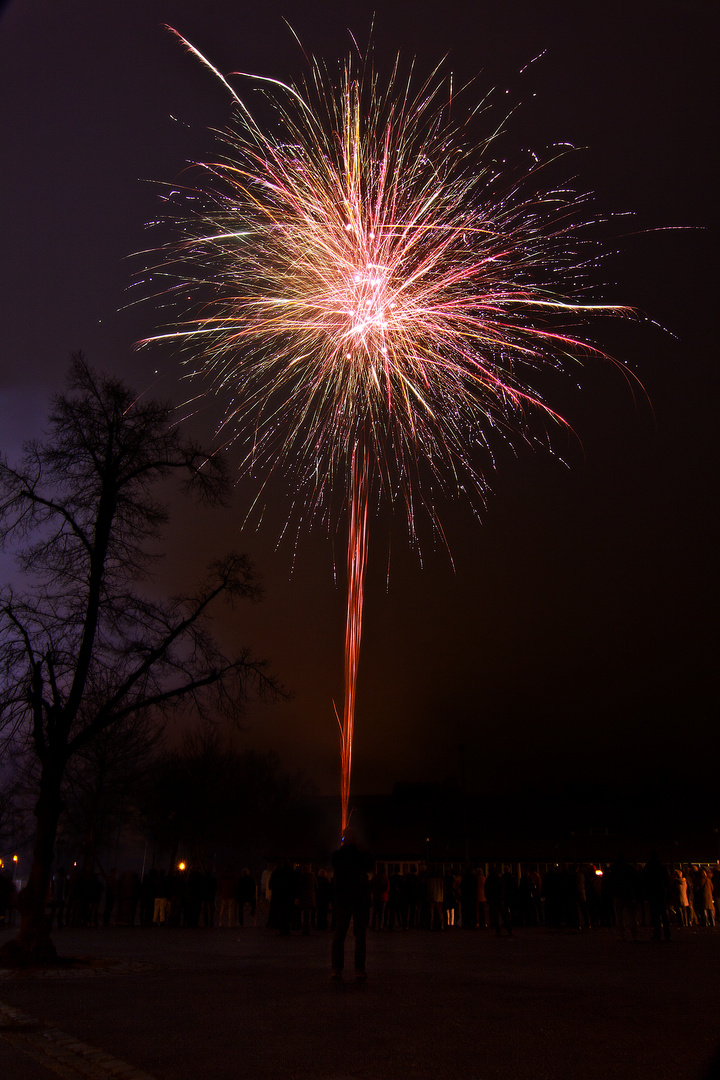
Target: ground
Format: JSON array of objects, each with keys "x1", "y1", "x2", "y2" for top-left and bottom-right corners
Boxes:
[{"x1": 0, "y1": 923, "x2": 719, "y2": 1079}]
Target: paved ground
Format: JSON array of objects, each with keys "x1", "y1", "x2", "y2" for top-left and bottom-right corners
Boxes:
[{"x1": 0, "y1": 923, "x2": 719, "y2": 1080}]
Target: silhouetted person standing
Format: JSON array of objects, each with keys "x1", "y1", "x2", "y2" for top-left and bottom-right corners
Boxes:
[
  {"x1": 316, "y1": 869, "x2": 332, "y2": 931},
  {"x1": 405, "y1": 866, "x2": 421, "y2": 929},
  {"x1": 642, "y1": 851, "x2": 671, "y2": 941},
  {"x1": 299, "y1": 865, "x2": 317, "y2": 935},
  {"x1": 237, "y1": 868, "x2": 257, "y2": 927},
  {"x1": 370, "y1": 866, "x2": 388, "y2": 930},
  {"x1": 698, "y1": 868, "x2": 716, "y2": 927},
  {"x1": 486, "y1": 865, "x2": 513, "y2": 936},
  {"x1": 184, "y1": 867, "x2": 204, "y2": 928},
  {"x1": 269, "y1": 860, "x2": 297, "y2": 936},
  {"x1": 460, "y1": 866, "x2": 478, "y2": 929},
  {"x1": 609, "y1": 853, "x2": 639, "y2": 941},
  {"x1": 202, "y1": 870, "x2": 216, "y2": 927},
  {"x1": 387, "y1": 865, "x2": 406, "y2": 930},
  {"x1": 331, "y1": 828, "x2": 373, "y2": 980}
]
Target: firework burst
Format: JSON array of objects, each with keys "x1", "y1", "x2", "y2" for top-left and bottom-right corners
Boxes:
[{"x1": 142, "y1": 32, "x2": 632, "y2": 830}]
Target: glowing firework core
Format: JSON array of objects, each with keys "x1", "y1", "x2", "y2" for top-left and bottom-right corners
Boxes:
[{"x1": 146, "y1": 33, "x2": 632, "y2": 834}]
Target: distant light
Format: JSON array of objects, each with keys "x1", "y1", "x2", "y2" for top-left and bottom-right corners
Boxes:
[
  {"x1": 12, "y1": 855, "x2": 18, "y2": 863},
  {"x1": 595, "y1": 869, "x2": 604, "y2": 876},
  {"x1": 178, "y1": 861, "x2": 186, "y2": 871}
]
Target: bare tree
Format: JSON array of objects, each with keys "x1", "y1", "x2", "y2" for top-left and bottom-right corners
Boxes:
[{"x1": 0, "y1": 357, "x2": 280, "y2": 961}]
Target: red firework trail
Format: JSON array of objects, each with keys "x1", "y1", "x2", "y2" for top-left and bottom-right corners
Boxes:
[{"x1": 340, "y1": 448, "x2": 370, "y2": 833}]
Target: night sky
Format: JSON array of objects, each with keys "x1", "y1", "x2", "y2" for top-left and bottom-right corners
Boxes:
[{"x1": 0, "y1": 1, "x2": 716, "y2": 802}]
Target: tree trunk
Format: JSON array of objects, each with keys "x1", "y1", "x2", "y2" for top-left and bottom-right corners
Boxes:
[{"x1": 1, "y1": 759, "x2": 63, "y2": 964}]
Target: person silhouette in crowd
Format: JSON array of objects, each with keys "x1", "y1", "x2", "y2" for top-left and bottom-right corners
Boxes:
[
  {"x1": 641, "y1": 851, "x2": 671, "y2": 941},
  {"x1": 202, "y1": 869, "x2": 217, "y2": 927},
  {"x1": 168, "y1": 867, "x2": 185, "y2": 926},
  {"x1": 184, "y1": 866, "x2": 204, "y2": 928},
  {"x1": 698, "y1": 868, "x2": 716, "y2": 927},
  {"x1": 217, "y1": 865, "x2": 238, "y2": 928},
  {"x1": 316, "y1": 868, "x2": 332, "y2": 931},
  {"x1": 153, "y1": 870, "x2": 170, "y2": 925},
  {"x1": 331, "y1": 828, "x2": 373, "y2": 980},
  {"x1": 460, "y1": 866, "x2": 478, "y2": 929},
  {"x1": 672, "y1": 868, "x2": 689, "y2": 926},
  {"x1": 427, "y1": 865, "x2": 445, "y2": 930},
  {"x1": 684, "y1": 866, "x2": 699, "y2": 925},
  {"x1": 299, "y1": 864, "x2": 317, "y2": 935},
  {"x1": 237, "y1": 868, "x2": 257, "y2": 927},
  {"x1": 269, "y1": 859, "x2": 298, "y2": 936},
  {"x1": 609, "y1": 853, "x2": 639, "y2": 941},
  {"x1": 574, "y1": 864, "x2": 591, "y2": 931},
  {"x1": 476, "y1": 865, "x2": 488, "y2": 928},
  {"x1": 443, "y1": 866, "x2": 458, "y2": 928},
  {"x1": 405, "y1": 865, "x2": 421, "y2": 929},
  {"x1": 486, "y1": 865, "x2": 513, "y2": 936},
  {"x1": 370, "y1": 864, "x2": 389, "y2": 930},
  {"x1": 388, "y1": 864, "x2": 406, "y2": 930},
  {"x1": 501, "y1": 866, "x2": 518, "y2": 930},
  {"x1": 117, "y1": 869, "x2": 141, "y2": 927}
]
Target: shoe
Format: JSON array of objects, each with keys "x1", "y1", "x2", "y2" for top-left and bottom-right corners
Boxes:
[{"x1": 355, "y1": 970, "x2": 367, "y2": 981}]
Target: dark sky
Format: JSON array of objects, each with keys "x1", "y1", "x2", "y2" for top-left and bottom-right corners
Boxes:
[{"x1": 0, "y1": 0, "x2": 717, "y2": 800}]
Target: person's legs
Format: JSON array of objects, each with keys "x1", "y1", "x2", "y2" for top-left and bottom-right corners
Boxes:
[
  {"x1": 353, "y1": 908, "x2": 367, "y2": 975},
  {"x1": 331, "y1": 908, "x2": 352, "y2": 974}
]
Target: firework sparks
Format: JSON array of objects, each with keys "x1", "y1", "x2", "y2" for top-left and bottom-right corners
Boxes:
[{"x1": 141, "y1": 31, "x2": 632, "y2": 832}]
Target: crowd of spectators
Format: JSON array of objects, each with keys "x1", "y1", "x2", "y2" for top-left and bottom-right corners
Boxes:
[
  {"x1": 352, "y1": 857, "x2": 720, "y2": 939},
  {"x1": 1, "y1": 854, "x2": 718, "y2": 938}
]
